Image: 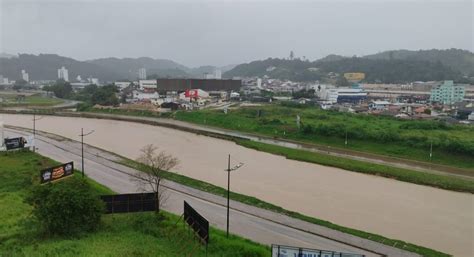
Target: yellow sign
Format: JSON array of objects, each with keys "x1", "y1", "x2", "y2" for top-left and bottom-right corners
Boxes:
[{"x1": 344, "y1": 73, "x2": 365, "y2": 82}]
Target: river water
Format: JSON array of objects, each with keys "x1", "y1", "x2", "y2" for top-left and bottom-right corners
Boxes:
[{"x1": 2, "y1": 114, "x2": 473, "y2": 257}]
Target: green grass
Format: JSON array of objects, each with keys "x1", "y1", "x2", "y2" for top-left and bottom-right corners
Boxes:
[
  {"x1": 0, "y1": 93, "x2": 63, "y2": 107},
  {"x1": 0, "y1": 150, "x2": 269, "y2": 257},
  {"x1": 120, "y1": 155, "x2": 451, "y2": 257},
  {"x1": 173, "y1": 105, "x2": 474, "y2": 170}
]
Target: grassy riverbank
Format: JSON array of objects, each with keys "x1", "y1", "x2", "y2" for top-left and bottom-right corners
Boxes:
[
  {"x1": 0, "y1": 93, "x2": 63, "y2": 107},
  {"x1": 121, "y1": 156, "x2": 450, "y2": 257},
  {"x1": 174, "y1": 105, "x2": 474, "y2": 170},
  {"x1": 0, "y1": 150, "x2": 269, "y2": 257}
]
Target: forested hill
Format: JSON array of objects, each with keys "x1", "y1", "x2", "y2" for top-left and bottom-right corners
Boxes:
[
  {"x1": 0, "y1": 54, "x2": 230, "y2": 81},
  {"x1": 224, "y1": 49, "x2": 474, "y2": 83},
  {"x1": 0, "y1": 54, "x2": 121, "y2": 81},
  {"x1": 364, "y1": 49, "x2": 474, "y2": 76}
]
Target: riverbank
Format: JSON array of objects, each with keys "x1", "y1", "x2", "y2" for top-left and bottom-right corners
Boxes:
[
  {"x1": 3, "y1": 114, "x2": 471, "y2": 256},
  {"x1": 0, "y1": 150, "x2": 269, "y2": 257}
]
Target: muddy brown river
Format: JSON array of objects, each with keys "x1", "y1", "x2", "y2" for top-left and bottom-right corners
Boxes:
[{"x1": 2, "y1": 114, "x2": 473, "y2": 256}]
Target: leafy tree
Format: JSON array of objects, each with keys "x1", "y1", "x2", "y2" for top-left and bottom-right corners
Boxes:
[
  {"x1": 13, "y1": 79, "x2": 28, "y2": 90},
  {"x1": 75, "y1": 84, "x2": 119, "y2": 106},
  {"x1": 49, "y1": 79, "x2": 73, "y2": 98},
  {"x1": 335, "y1": 76, "x2": 350, "y2": 87},
  {"x1": 26, "y1": 177, "x2": 104, "y2": 236}
]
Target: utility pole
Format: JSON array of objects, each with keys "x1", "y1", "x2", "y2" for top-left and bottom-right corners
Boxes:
[
  {"x1": 429, "y1": 141, "x2": 433, "y2": 163},
  {"x1": 226, "y1": 154, "x2": 243, "y2": 238},
  {"x1": 345, "y1": 129, "x2": 348, "y2": 146},
  {"x1": 32, "y1": 113, "x2": 43, "y2": 152},
  {"x1": 79, "y1": 128, "x2": 94, "y2": 178}
]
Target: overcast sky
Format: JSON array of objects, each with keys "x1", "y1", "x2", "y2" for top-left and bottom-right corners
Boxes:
[{"x1": 0, "y1": 0, "x2": 472, "y2": 67}]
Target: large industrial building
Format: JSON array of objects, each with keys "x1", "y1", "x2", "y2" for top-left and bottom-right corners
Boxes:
[{"x1": 155, "y1": 79, "x2": 241, "y2": 92}]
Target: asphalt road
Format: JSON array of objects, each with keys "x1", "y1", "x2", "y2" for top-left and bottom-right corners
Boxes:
[{"x1": 5, "y1": 128, "x2": 380, "y2": 257}]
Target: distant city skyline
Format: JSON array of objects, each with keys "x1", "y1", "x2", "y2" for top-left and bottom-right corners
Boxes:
[{"x1": 1, "y1": 0, "x2": 472, "y2": 67}]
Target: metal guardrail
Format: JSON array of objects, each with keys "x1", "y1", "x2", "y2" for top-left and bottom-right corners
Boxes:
[{"x1": 271, "y1": 244, "x2": 365, "y2": 257}]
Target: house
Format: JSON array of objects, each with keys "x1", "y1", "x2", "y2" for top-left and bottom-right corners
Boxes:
[{"x1": 369, "y1": 100, "x2": 391, "y2": 111}]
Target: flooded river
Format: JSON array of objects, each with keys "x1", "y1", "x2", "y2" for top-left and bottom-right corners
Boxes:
[{"x1": 2, "y1": 114, "x2": 473, "y2": 256}]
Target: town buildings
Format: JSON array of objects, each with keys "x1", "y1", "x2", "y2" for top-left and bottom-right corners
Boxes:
[{"x1": 430, "y1": 80, "x2": 465, "y2": 105}]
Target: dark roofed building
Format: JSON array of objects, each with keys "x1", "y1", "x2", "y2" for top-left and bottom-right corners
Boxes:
[{"x1": 156, "y1": 79, "x2": 241, "y2": 92}]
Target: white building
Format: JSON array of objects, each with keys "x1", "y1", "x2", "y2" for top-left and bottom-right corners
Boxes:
[
  {"x1": 21, "y1": 70, "x2": 29, "y2": 82},
  {"x1": 115, "y1": 82, "x2": 131, "y2": 91},
  {"x1": 369, "y1": 100, "x2": 391, "y2": 111},
  {"x1": 138, "y1": 80, "x2": 157, "y2": 90},
  {"x1": 257, "y1": 78, "x2": 262, "y2": 88},
  {"x1": 57, "y1": 66, "x2": 69, "y2": 81},
  {"x1": 468, "y1": 112, "x2": 474, "y2": 121},
  {"x1": 88, "y1": 77, "x2": 99, "y2": 85},
  {"x1": 0, "y1": 75, "x2": 8, "y2": 84},
  {"x1": 132, "y1": 90, "x2": 159, "y2": 101},
  {"x1": 214, "y1": 69, "x2": 222, "y2": 79},
  {"x1": 138, "y1": 68, "x2": 147, "y2": 80}
]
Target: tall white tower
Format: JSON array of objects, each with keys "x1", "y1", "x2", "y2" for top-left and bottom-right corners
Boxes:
[
  {"x1": 138, "y1": 68, "x2": 147, "y2": 80},
  {"x1": 57, "y1": 66, "x2": 69, "y2": 81},
  {"x1": 21, "y1": 70, "x2": 29, "y2": 82}
]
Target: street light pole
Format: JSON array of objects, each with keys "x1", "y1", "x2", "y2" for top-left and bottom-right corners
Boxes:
[
  {"x1": 32, "y1": 114, "x2": 43, "y2": 153},
  {"x1": 225, "y1": 154, "x2": 243, "y2": 238},
  {"x1": 79, "y1": 128, "x2": 95, "y2": 178},
  {"x1": 226, "y1": 154, "x2": 230, "y2": 238}
]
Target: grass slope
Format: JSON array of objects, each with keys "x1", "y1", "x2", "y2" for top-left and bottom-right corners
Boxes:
[
  {"x1": 0, "y1": 93, "x2": 63, "y2": 107},
  {"x1": 0, "y1": 150, "x2": 269, "y2": 257}
]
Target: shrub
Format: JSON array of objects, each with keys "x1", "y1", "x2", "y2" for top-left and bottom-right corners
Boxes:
[{"x1": 26, "y1": 177, "x2": 104, "y2": 236}]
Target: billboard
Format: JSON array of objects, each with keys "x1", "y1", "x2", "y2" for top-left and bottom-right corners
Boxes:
[
  {"x1": 184, "y1": 201, "x2": 209, "y2": 244},
  {"x1": 100, "y1": 192, "x2": 157, "y2": 214},
  {"x1": 40, "y1": 162, "x2": 74, "y2": 184},
  {"x1": 343, "y1": 73, "x2": 365, "y2": 82},
  {"x1": 4, "y1": 137, "x2": 27, "y2": 150},
  {"x1": 271, "y1": 244, "x2": 365, "y2": 257}
]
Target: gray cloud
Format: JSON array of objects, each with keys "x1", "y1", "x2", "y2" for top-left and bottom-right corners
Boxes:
[{"x1": 1, "y1": 0, "x2": 472, "y2": 67}]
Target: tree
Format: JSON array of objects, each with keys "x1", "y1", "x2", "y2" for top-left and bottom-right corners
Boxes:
[
  {"x1": 13, "y1": 79, "x2": 28, "y2": 91},
  {"x1": 27, "y1": 177, "x2": 104, "y2": 236},
  {"x1": 49, "y1": 79, "x2": 73, "y2": 99},
  {"x1": 133, "y1": 145, "x2": 179, "y2": 213},
  {"x1": 336, "y1": 76, "x2": 350, "y2": 87}
]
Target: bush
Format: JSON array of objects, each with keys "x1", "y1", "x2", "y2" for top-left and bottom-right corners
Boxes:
[{"x1": 26, "y1": 177, "x2": 104, "y2": 236}]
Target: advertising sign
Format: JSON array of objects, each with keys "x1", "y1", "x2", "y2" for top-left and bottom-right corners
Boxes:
[
  {"x1": 100, "y1": 192, "x2": 157, "y2": 214},
  {"x1": 184, "y1": 201, "x2": 209, "y2": 244},
  {"x1": 4, "y1": 137, "x2": 27, "y2": 150},
  {"x1": 271, "y1": 244, "x2": 365, "y2": 257},
  {"x1": 185, "y1": 89, "x2": 199, "y2": 98},
  {"x1": 40, "y1": 162, "x2": 74, "y2": 184}
]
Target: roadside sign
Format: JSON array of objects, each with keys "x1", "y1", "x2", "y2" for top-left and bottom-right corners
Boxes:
[
  {"x1": 184, "y1": 201, "x2": 209, "y2": 245},
  {"x1": 100, "y1": 192, "x2": 157, "y2": 214},
  {"x1": 40, "y1": 162, "x2": 74, "y2": 184},
  {"x1": 4, "y1": 137, "x2": 27, "y2": 150}
]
